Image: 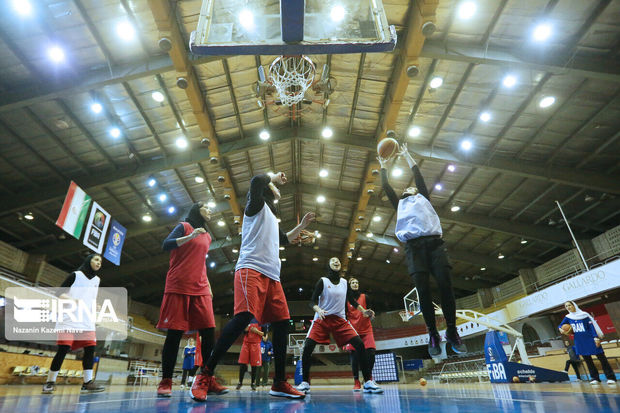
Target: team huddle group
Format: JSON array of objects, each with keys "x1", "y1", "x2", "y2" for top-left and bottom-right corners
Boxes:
[{"x1": 41, "y1": 147, "x2": 469, "y2": 402}]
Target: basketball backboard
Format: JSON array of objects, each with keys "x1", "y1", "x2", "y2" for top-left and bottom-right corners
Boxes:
[{"x1": 190, "y1": 0, "x2": 397, "y2": 55}]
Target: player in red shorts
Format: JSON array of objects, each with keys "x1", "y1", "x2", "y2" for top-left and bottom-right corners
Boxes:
[
  {"x1": 343, "y1": 277, "x2": 376, "y2": 391},
  {"x1": 193, "y1": 172, "x2": 314, "y2": 402},
  {"x1": 295, "y1": 258, "x2": 383, "y2": 394},
  {"x1": 235, "y1": 321, "x2": 264, "y2": 390},
  {"x1": 156, "y1": 202, "x2": 228, "y2": 398},
  {"x1": 42, "y1": 254, "x2": 105, "y2": 394}
]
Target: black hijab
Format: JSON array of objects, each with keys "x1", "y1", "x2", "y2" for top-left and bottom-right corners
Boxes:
[
  {"x1": 326, "y1": 261, "x2": 341, "y2": 284},
  {"x1": 77, "y1": 253, "x2": 100, "y2": 279},
  {"x1": 184, "y1": 202, "x2": 207, "y2": 229}
]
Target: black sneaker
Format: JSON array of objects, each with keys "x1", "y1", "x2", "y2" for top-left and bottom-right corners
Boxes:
[
  {"x1": 446, "y1": 328, "x2": 467, "y2": 354},
  {"x1": 428, "y1": 332, "x2": 441, "y2": 357},
  {"x1": 81, "y1": 380, "x2": 105, "y2": 393},
  {"x1": 251, "y1": 383, "x2": 257, "y2": 391},
  {"x1": 235, "y1": 382, "x2": 242, "y2": 390},
  {"x1": 42, "y1": 381, "x2": 56, "y2": 394}
]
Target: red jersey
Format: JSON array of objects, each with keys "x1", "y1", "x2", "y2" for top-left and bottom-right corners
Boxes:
[
  {"x1": 164, "y1": 222, "x2": 211, "y2": 296},
  {"x1": 243, "y1": 323, "x2": 262, "y2": 344},
  {"x1": 346, "y1": 293, "x2": 372, "y2": 334}
]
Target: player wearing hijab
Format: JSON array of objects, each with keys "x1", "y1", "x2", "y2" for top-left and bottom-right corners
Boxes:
[{"x1": 295, "y1": 258, "x2": 383, "y2": 394}]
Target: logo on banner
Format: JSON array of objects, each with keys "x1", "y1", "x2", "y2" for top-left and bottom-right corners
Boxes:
[
  {"x1": 83, "y1": 202, "x2": 111, "y2": 254},
  {"x1": 103, "y1": 219, "x2": 127, "y2": 266}
]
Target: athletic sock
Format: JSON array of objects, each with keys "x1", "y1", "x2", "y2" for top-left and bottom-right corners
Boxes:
[
  {"x1": 48, "y1": 370, "x2": 59, "y2": 382},
  {"x1": 84, "y1": 369, "x2": 93, "y2": 383}
]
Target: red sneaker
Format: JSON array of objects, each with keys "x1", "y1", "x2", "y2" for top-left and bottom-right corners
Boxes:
[
  {"x1": 190, "y1": 372, "x2": 210, "y2": 402},
  {"x1": 157, "y1": 378, "x2": 172, "y2": 397},
  {"x1": 269, "y1": 380, "x2": 306, "y2": 399},
  {"x1": 208, "y1": 376, "x2": 230, "y2": 395},
  {"x1": 353, "y1": 379, "x2": 361, "y2": 392}
]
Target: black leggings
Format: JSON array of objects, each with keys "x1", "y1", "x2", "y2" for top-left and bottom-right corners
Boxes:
[
  {"x1": 582, "y1": 353, "x2": 616, "y2": 381},
  {"x1": 161, "y1": 328, "x2": 214, "y2": 379},
  {"x1": 350, "y1": 347, "x2": 376, "y2": 380},
  {"x1": 407, "y1": 239, "x2": 456, "y2": 333},
  {"x1": 51, "y1": 345, "x2": 95, "y2": 371},
  {"x1": 206, "y1": 312, "x2": 289, "y2": 383},
  {"x1": 180, "y1": 366, "x2": 199, "y2": 385},
  {"x1": 302, "y1": 336, "x2": 370, "y2": 383},
  {"x1": 238, "y1": 364, "x2": 258, "y2": 385},
  {"x1": 564, "y1": 360, "x2": 583, "y2": 379}
]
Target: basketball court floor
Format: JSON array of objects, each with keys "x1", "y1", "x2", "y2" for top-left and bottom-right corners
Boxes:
[{"x1": 1, "y1": 383, "x2": 618, "y2": 413}]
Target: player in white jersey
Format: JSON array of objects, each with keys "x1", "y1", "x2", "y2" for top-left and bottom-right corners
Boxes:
[{"x1": 295, "y1": 257, "x2": 383, "y2": 394}]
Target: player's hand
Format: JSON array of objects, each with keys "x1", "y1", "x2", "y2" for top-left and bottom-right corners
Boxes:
[
  {"x1": 362, "y1": 309, "x2": 375, "y2": 319},
  {"x1": 192, "y1": 228, "x2": 206, "y2": 237},
  {"x1": 301, "y1": 212, "x2": 315, "y2": 227},
  {"x1": 398, "y1": 143, "x2": 409, "y2": 157},
  {"x1": 376, "y1": 156, "x2": 388, "y2": 169},
  {"x1": 316, "y1": 307, "x2": 326, "y2": 320},
  {"x1": 594, "y1": 338, "x2": 601, "y2": 347},
  {"x1": 270, "y1": 172, "x2": 287, "y2": 185}
]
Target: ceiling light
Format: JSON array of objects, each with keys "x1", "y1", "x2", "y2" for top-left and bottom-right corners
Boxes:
[
  {"x1": 152, "y1": 91, "x2": 165, "y2": 102},
  {"x1": 90, "y1": 103, "x2": 102, "y2": 114},
  {"x1": 480, "y1": 267, "x2": 486, "y2": 271},
  {"x1": 274, "y1": 200, "x2": 278, "y2": 204},
  {"x1": 372, "y1": 216, "x2": 381, "y2": 222},
  {"x1": 366, "y1": 232, "x2": 373, "y2": 238},
  {"x1": 210, "y1": 262, "x2": 216, "y2": 268},
  {"x1": 392, "y1": 168, "x2": 403, "y2": 177},
  {"x1": 24, "y1": 212, "x2": 34, "y2": 220},
  {"x1": 584, "y1": 194, "x2": 595, "y2": 202},
  {"x1": 147, "y1": 178, "x2": 156, "y2": 187},
  {"x1": 13, "y1": 0, "x2": 32, "y2": 16},
  {"x1": 539, "y1": 96, "x2": 556, "y2": 108},
  {"x1": 281, "y1": 258, "x2": 286, "y2": 262},
  {"x1": 167, "y1": 206, "x2": 176, "y2": 214},
  {"x1": 316, "y1": 232, "x2": 322, "y2": 238},
  {"x1": 430, "y1": 76, "x2": 443, "y2": 89},
  {"x1": 393, "y1": 248, "x2": 399, "y2": 253},
  {"x1": 217, "y1": 220, "x2": 225, "y2": 227},
  {"x1": 447, "y1": 165, "x2": 456, "y2": 173},
  {"x1": 502, "y1": 74, "x2": 517, "y2": 88},
  {"x1": 109, "y1": 127, "x2": 121, "y2": 138},
  {"x1": 458, "y1": 1, "x2": 476, "y2": 19},
  {"x1": 195, "y1": 176, "x2": 204, "y2": 183},
  {"x1": 356, "y1": 257, "x2": 363, "y2": 261},
  {"x1": 321, "y1": 127, "x2": 333, "y2": 138},
  {"x1": 176, "y1": 137, "x2": 188, "y2": 149},
  {"x1": 434, "y1": 183, "x2": 443, "y2": 191},
  {"x1": 330, "y1": 5, "x2": 345, "y2": 22},
  {"x1": 207, "y1": 201, "x2": 216, "y2": 208},
  {"x1": 520, "y1": 239, "x2": 528, "y2": 244},
  {"x1": 312, "y1": 257, "x2": 319, "y2": 262},
  {"x1": 276, "y1": 218, "x2": 281, "y2": 223},
  {"x1": 498, "y1": 253, "x2": 505, "y2": 259},
  {"x1": 319, "y1": 169, "x2": 328, "y2": 178},
  {"x1": 142, "y1": 214, "x2": 152, "y2": 222},
  {"x1": 386, "y1": 259, "x2": 390, "y2": 264},
  {"x1": 460, "y1": 139, "x2": 472, "y2": 151},
  {"x1": 232, "y1": 248, "x2": 238, "y2": 253},
  {"x1": 408, "y1": 126, "x2": 421, "y2": 138},
  {"x1": 533, "y1": 23, "x2": 552, "y2": 42},
  {"x1": 48, "y1": 46, "x2": 65, "y2": 63},
  {"x1": 316, "y1": 195, "x2": 326, "y2": 203},
  {"x1": 116, "y1": 21, "x2": 135, "y2": 41},
  {"x1": 298, "y1": 287, "x2": 303, "y2": 292},
  {"x1": 239, "y1": 9, "x2": 255, "y2": 30},
  {"x1": 158, "y1": 193, "x2": 167, "y2": 202},
  {"x1": 450, "y1": 205, "x2": 461, "y2": 212},
  {"x1": 279, "y1": 246, "x2": 285, "y2": 251},
  {"x1": 259, "y1": 130, "x2": 270, "y2": 140},
  {"x1": 479, "y1": 111, "x2": 491, "y2": 122}
]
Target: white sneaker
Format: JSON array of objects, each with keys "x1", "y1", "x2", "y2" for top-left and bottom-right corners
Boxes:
[
  {"x1": 180, "y1": 384, "x2": 185, "y2": 390},
  {"x1": 590, "y1": 380, "x2": 600, "y2": 385},
  {"x1": 607, "y1": 379, "x2": 616, "y2": 385},
  {"x1": 296, "y1": 381, "x2": 310, "y2": 393},
  {"x1": 363, "y1": 380, "x2": 384, "y2": 394}
]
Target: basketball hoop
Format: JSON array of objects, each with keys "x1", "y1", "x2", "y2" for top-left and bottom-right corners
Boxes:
[
  {"x1": 268, "y1": 55, "x2": 316, "y2": 106},
  {"x1": 399, "y1": 310, "x2": 413, "y2": 322}
]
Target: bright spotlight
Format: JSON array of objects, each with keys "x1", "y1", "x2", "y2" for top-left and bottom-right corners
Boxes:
[
  {"x1": 176, "y1": 137, "x2": 188, "y2": 149},
  {"x1": 116, "y1": 21, "x2": 135, "y2": 41},
  {"x1": 458, "y1": 1, "x2": 476, "y2": 20},
  {"x1": 539, "y1": 96, "x2": 556, "y2": 108},
  {"x1": 321, "y1": 127, "x2": 333, "y2": 138},
  {"x1": 502, "y1": 75, "x2": 517, "y2": 88},
  {"x1": 330, "y1": 5, "x2": 345, "y2": 22},
  {"x1": 239, "y1": 9, "x2": 255, "y2": 30},
  {"x1": 533, "y1": 23, "x2": 552, "y2": 42},
  {"x1": 460, "y1": 139, "x2": 472, "y2": 151},
  {"x1": 430, "y1": 76, "x2": 443, "y2": 89}
]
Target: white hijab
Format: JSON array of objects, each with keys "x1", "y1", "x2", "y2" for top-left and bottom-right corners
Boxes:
[{"x1": 565, "y1": 301, "x2": 604, "y2": 338}]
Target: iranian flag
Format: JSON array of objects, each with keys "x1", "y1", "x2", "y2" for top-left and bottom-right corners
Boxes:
[{"x1": 56, "y1": 181, "x2": 92, "y2": 239}]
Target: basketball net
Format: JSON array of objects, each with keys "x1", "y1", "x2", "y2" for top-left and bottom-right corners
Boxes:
[{"x1": 269, "y1": 55, "x2": 316, "y2": 106}]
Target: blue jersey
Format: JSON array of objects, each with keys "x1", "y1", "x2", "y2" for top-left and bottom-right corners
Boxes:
[
  {"x1": 183, "y1": 346, "x2": 196, "y2": 370},
  {"x1": 261, "y1": 340, "x2": 273, "y2": 362},
  {"x1": 559, "y1": 317, "x2": 602, "y2": 356}
]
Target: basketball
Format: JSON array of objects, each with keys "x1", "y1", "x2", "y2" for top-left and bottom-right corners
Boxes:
[
  {"x1": 377, "y1": 138, "x2": 399, "y2": 159},
  {"x1": 512, "y1": 376, "x2": 520, "y2": 383},
  {"x1": 561, "y1": 324, "x2": 572, "y2": 334},
  {"x1": 419, "y1": 378, "x2": 427, "y2": 386}
]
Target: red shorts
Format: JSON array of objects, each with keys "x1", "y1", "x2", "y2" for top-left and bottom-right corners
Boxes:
[
  {"x1": 307, "y1": 315, "x2": 359, "y2": 347},
  {"x1": 156, "y1": 293, "x2": 215, "y2": 331},
  {"x1": 57, "y1": 331, "x2": 96, "y2": 350},
  {"x1": 343, "y1": 330, "x2": 376, "y2": 351},
  {"x1": 238, "y1": 341, "x2": 262, "y2": 366},
  {"x1": 233, "y1": 268, "x2": 290, "y2": 324}
]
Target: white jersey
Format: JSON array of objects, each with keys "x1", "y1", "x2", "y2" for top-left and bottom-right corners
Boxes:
[
  {"x1": 313, "y1": 277, "x2": 347, "y2": 321},
  {"x1": 236, "y1": 203, "x2": 281, "y2": 281},
  {"x1": 56, "y1": 271, "x2": 100, "y2": 332},
  {"x1": 395, "y1": 194, "x2": 442, "y2": 242}
]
